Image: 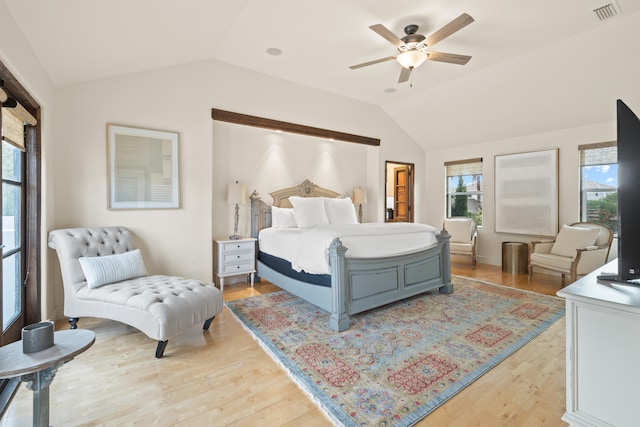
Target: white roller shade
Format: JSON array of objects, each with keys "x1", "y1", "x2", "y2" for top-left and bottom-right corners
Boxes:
[
  {"x1": 579, "y1": 142, "x2": 617, "y2": 166},
  {"x1": 445, "y1": 158, "x2": 483, "y2": 177},
  {"x1": 2, "y1": 107, "x2": 26, "y2": 150},
  {"x1": 1, "y1": 87, "x2": 37, "y2": 151}
]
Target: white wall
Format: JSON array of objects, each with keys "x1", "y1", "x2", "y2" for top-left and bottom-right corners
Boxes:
[
  {"x1": 212, "y1": 122, "x2": 370, "y2": 238},
  {"x1": 0, "y1": 1, "x2": 55, "y2": 319},
  {"x1": 425, "y1": 121, "x2": 617, "y2": 266},
  {"x1": 51, "y1": 59, "x2": 424, "y2": 319}
]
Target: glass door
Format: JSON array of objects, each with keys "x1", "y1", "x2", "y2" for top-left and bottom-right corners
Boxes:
[
  {"x1": 1, "y1": 140, "x2": 25, "y2": 344},
  {"x1": 0, "y1": 64, "x2": 41, "y2": 413}
]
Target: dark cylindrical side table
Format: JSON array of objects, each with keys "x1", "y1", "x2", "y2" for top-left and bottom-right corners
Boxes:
[{"x1": 502, "y1": 242, "x2": 529, "y2": 274}]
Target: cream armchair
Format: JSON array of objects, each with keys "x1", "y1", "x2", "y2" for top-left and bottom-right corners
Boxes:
[
  {"x1": 528, "y1": 222, "x2": 613, "y2": 285},
  {"x1": 444, "y1": 217, "x2": 477, "y2": 264}
]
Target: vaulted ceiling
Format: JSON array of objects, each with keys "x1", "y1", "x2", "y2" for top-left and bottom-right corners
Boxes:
[{"x1": 6, "y1": 0, "x2": 640, "y2": 150}]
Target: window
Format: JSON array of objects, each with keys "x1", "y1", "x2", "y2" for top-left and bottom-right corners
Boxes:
[
  {"x1": 445, "y1": 158, "x2": 483, "y2": 226},
  {"x1": 579, "y1": 142, "x2": 617, "y2": 233},
  {"x1": 1, "y1": 64, "x2": 42, "y2": 413},
  {"x1": 2, "y1": 141, "x2": 22, "y2": 331}
]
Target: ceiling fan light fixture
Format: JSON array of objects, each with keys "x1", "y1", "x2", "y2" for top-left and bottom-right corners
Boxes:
[{"x1": 396, "y1": 50, "x2": 427, "y2": 69}]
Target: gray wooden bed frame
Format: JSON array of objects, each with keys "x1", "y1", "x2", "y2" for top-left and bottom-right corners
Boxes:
[{"x1": 250, "y1": 179, "x2": 453, "y2": 331}]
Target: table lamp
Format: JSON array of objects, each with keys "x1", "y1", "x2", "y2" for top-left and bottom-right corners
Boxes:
[
  {"x1": 227, "y1": 181, "x2": 246, "y2": 239},
  {"x1": 353, "y1": 187, "x2": 367, "y2": 223}
]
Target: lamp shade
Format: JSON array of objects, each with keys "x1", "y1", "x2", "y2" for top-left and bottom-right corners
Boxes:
[
  {"x1": 227, "y1": 181, "x2": 246, "y2": 205},
  {"x1": 396, "y1": 50, "x2": 427, "y2": 69},
  {"x1": 353, "y1": 187, "x2": 367, "y2": 205}
]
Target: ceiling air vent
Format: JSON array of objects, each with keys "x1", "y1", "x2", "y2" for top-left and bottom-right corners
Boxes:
[{"x1": 593, "y1": 3, "x2": 619, "y2": 21}]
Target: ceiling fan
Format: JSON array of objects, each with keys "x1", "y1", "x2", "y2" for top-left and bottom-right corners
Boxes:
[{"x1": 350, "y1": 13, "x2": 474, "y2": 83}]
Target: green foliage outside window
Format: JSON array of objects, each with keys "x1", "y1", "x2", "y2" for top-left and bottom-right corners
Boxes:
[
  {"x1": 469, "y1": 204, "x2": 482, "y2": 227},
  {"x1": 586, "y1": 192, "x2": 617, "y2": 234},
  {"x1": 451, "y1": 176, "x2": 468, "y2": 217}
]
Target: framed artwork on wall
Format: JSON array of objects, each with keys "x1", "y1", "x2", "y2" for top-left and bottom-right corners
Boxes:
[
  {"x1": 495, "y1": 148, "x2": 558, "y2": 236},
  {"x1": 107, "y1": 124, "x2": 179, "y2": 209}
]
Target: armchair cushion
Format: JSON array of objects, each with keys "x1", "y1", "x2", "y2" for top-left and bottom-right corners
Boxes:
[
  {"x1": 450, "y1": 242, "x2": 473, "y2": 253},
  {"x1": 446, "y1": 217, "x2": 475, "y2": 243},
  {"x1": 79, "y1": 249, "x2": 148, "y2": 289},
  {"x1": 530, "y1": 252, "x2": 575, "y2": 270},
  {"x1": 550, "y1": 225, "x2": 600, "y2": 258},
  {"x1": 444, "y1": 217, "x2": 477, "y2": 264}
]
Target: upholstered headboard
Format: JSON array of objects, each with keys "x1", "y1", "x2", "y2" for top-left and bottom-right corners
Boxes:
[{"x1": 250, "y1": 179, "x2": 341, "y2": 237}]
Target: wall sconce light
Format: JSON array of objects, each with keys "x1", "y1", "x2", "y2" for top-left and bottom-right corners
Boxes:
[
  {"x1": 227, "y1": 181, "x2": 246, "y2": 240},
  {"x1": 353, "y1": 187, "x2": 367, "y2": 223}
]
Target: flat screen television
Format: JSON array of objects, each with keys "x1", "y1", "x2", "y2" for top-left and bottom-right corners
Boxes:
[{"x1": 597, "y1": 99, "x2": 640, "y2": 284}]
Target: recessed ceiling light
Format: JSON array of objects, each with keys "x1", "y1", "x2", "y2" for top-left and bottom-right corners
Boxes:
[
  {"x1": 266, "y1": 47, "x2": 283, "y2": 56},
  {"x1": 384, "y1": 88, "x2": 396, "y2": 93}
]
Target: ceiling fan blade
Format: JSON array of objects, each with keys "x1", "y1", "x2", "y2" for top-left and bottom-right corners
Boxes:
[
  {"x1": 349, "y1": 55, "x2": 397, "y2": 70},
  {"x1": 425, "y1": 13, "x2": 474, "y2": 47},
  {"x1": 369, "y1": 24, "x2": 405, "y2": 49},
  {"x1": 398, "y1": 67, "x2": 412, "y2": 83},
  {"x1": 427, "y1": 51, "x2": 472, "y2": 65}
]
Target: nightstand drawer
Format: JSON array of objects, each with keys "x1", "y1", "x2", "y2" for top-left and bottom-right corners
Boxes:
[
  {"x1": 223, "y1": 252, "x2": 253, "y2": 263},
  {"x1": 220, "y1": 241, "x2": 254, "y2": 253},
  {"x1": 221, "y1": 261, "x2": 254, "y2": 274}
]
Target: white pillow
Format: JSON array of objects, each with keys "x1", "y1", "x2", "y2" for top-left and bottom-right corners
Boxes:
[
  {"x1": 79, "y1": 249, "x2": 148, "y2": 289},
  {"x1": 271, "y1": 206, "x2": 298, "y2": 228},
  {"x1": 550, "y1": 225, "x2": 600, "y2": 258},
  {"x1": 324, "y1": 197, "x2": 358, "y2": 225},
  {"x1": 289, "y1": 196, "x2": 329, "y2": 229}
]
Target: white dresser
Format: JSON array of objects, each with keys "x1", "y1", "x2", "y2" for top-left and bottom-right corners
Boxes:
[
  {"x1": 557, "y1": 260, "x2": 640, "y2": 427},
  {"x1": 213, "y1": 237, "x2": 256, "y2": 292}
]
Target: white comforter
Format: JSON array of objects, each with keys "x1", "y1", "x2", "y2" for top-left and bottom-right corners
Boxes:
[{"x1": 259, "y1": 223, "x2": 439, "y2": 275}]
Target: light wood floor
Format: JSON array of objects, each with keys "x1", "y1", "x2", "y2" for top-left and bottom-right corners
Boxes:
[{"x1": 1, "y1": 262, "x2": 568, "y2": 426}]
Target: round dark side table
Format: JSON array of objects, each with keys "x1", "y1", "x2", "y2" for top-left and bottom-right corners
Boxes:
[{"x1": 0, "y1": 329, "x2": 95, "y2": 427}]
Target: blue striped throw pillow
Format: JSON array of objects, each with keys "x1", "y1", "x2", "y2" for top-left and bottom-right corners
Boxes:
[{"x1": 79, "y1": 249, "x2": 148, "y2": 289}]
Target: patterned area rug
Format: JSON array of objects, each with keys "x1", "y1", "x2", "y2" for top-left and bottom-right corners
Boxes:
[{"x1": 226, "y1": 276, "x2": 565, "y2": 426}]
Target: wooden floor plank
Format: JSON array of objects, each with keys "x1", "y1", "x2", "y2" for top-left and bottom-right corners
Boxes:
[{"x1": 0, "y1": 261, "x2": 568, "y2": 426}]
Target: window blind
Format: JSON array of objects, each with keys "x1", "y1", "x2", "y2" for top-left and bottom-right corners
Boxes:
[
  {"x1": 579, "y1": 141, "x2": 617, "y2": 166},
  {"x1": 1, "y1": 87, "x2": 37, "y2": 152},
  {"x1": 445, "y1": 158, "x2": 483, "y2": 176}
]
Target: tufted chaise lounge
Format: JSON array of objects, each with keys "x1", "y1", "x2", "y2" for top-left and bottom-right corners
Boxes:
[{"x1": 48, "y1": 226, "x2": 223, "y2": 358}]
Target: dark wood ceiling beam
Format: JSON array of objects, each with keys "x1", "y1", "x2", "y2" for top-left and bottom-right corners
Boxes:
[{"x1": 211, "y1": 108, "x2": 380, "y2": 147}]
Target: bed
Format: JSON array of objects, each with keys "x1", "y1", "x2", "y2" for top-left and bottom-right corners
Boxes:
[{"x1": 250, "y1": 179, "x2": 453, "y2": 331}]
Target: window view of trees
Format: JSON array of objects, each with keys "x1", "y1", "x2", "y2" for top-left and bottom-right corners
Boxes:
[
  {"x1": 582, "y1": 166, "x2": 617, "y2": 234},
  {"x1": 586, "y1": 192, "x2": 617, "y2": 233},
  {"x1": 580, "y1": 144, "x2": 617, "y2": 235},
  {"x1": 447, "y1": 174, "x2": 483, "y2": 226},
  {"x1": 451, "y1": 176, "x2": 467, "y2": 216}
]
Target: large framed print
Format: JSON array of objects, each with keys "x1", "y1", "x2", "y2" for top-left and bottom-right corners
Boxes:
[
  {"x1": 108, "y1": 124, "x2": 179, "y2": 209},
  {"x1": 495, "y1": 149, "x2": 558, "y2": 236}
]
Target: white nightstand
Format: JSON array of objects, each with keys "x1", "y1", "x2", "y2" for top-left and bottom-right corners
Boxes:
[{"x1": 213, "y1": 237, "x2": 256, "y2": 292}]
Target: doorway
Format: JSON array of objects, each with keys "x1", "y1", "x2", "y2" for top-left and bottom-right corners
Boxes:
[{"x1": 385, "y1": 161, "x2": 414, "y2": 223}]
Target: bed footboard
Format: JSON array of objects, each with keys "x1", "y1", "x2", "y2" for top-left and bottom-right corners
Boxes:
[{"x1": 329, "y1": 229, "x2": 452, "y2": 331}]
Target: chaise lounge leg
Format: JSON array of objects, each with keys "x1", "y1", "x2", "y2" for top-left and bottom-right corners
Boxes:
[
  {"x1": 203, "y1": 316, "x2": 215, "y2": 331},
  {"x1": 156, "y1": 340, "x2": 168, "y2": 358},
  {"x1": 68, "y1": 317, "x2": 79, "y2": 329}
]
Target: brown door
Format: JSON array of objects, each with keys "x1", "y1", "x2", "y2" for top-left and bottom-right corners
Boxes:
[{"x1": 394, "y1": 166, "x2": 411, "y2": 222}]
